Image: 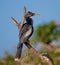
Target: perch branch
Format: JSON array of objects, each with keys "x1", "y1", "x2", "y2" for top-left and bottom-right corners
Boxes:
[{"x1": 24, "y1": 41, "x2": 54, "y2": 65}]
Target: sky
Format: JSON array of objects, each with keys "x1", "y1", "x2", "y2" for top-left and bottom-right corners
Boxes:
[{"x1": 0, "y1": 0, "x2": 60, "y2": 57}]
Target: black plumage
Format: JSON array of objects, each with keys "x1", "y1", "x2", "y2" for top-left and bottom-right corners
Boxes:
[
  {"x1": 19, "y1": 16, "x2": 33, "y2": 44},
  {"x1": 18, "y1": 11, "x2": 35, "y2": 46},
  {"x1": 16, "y1": 11, "x2": 35, "y2": 58}
]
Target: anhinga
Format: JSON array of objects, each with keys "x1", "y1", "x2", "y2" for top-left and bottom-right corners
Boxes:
[
  {"x1": 15, "y1": 11, "x2": 40, "y2": 61},
  {"x1": 19, "y1": 11, "x2": 39, "y2": 44},
  {"x1": 11, "y1": 7, "x2": 40, "y2": 61}
]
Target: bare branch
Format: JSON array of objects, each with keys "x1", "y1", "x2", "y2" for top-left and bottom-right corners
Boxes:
[
  {"x1": 11, "y1": 7, "x2": 26, "y2": 31},
  {"x1": 11, "y1": 17, "x2": 19, "y2": 27},
  {"x1": 24, "y1": 6, "x2": 26, "y2": 15},
  {"x1": 18, "y1": 6, "x2": 26, "y2": 31},
  {"x1": 25, "y1": 41, "x2": 54, "y2": 65},
  {"x1": 29, "y1": 46, "x2": 54, "y2": 65}
]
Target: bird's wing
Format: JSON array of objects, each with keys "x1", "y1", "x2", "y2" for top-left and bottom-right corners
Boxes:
[
  {"x1": 19, "y1": 25, "x2": 32, "y2": 43},
  {"x1": 19, "y1": 24, "x2": 28, "y2": 37}
]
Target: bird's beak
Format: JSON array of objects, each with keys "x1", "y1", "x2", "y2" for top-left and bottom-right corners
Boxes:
[{"x1": 33, "y1": 13, "x2": 40, "y2": 16}]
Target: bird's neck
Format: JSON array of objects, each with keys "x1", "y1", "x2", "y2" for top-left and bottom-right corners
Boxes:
[{"x1": 26, "y1": 17, "x2": 33, "y2": 25}]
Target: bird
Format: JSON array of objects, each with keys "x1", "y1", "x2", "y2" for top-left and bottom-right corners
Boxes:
[
  {"x1": 19, "y1": 11, "x2": 40, "y2": 44},
  {"x1": 15, "y1": 11, "x2": 40, "y2": 61}
]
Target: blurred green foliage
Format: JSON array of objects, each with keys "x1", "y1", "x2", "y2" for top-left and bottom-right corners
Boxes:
[
  {"x1": 33, "y1": 21, "x2": 60, "y2": 44},
  {"x1": 0, "y1": 46, "x2": 60, "y2": 65}
]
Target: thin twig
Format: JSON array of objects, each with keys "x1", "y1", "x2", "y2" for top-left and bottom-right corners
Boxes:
[
  {"x1": 11, "y1": 6, "x2": 26, "y2": 31},
  {"x1": 18, "y1": 6, "x2": 26, "y2": 31},
  {"x1": 11, "y1": 17, "x2": 19, "y2": 26}
]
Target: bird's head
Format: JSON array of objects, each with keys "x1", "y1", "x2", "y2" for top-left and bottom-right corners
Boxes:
[{"x1": 25, "y1": 11, "x2": 40, "y2": 18}]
